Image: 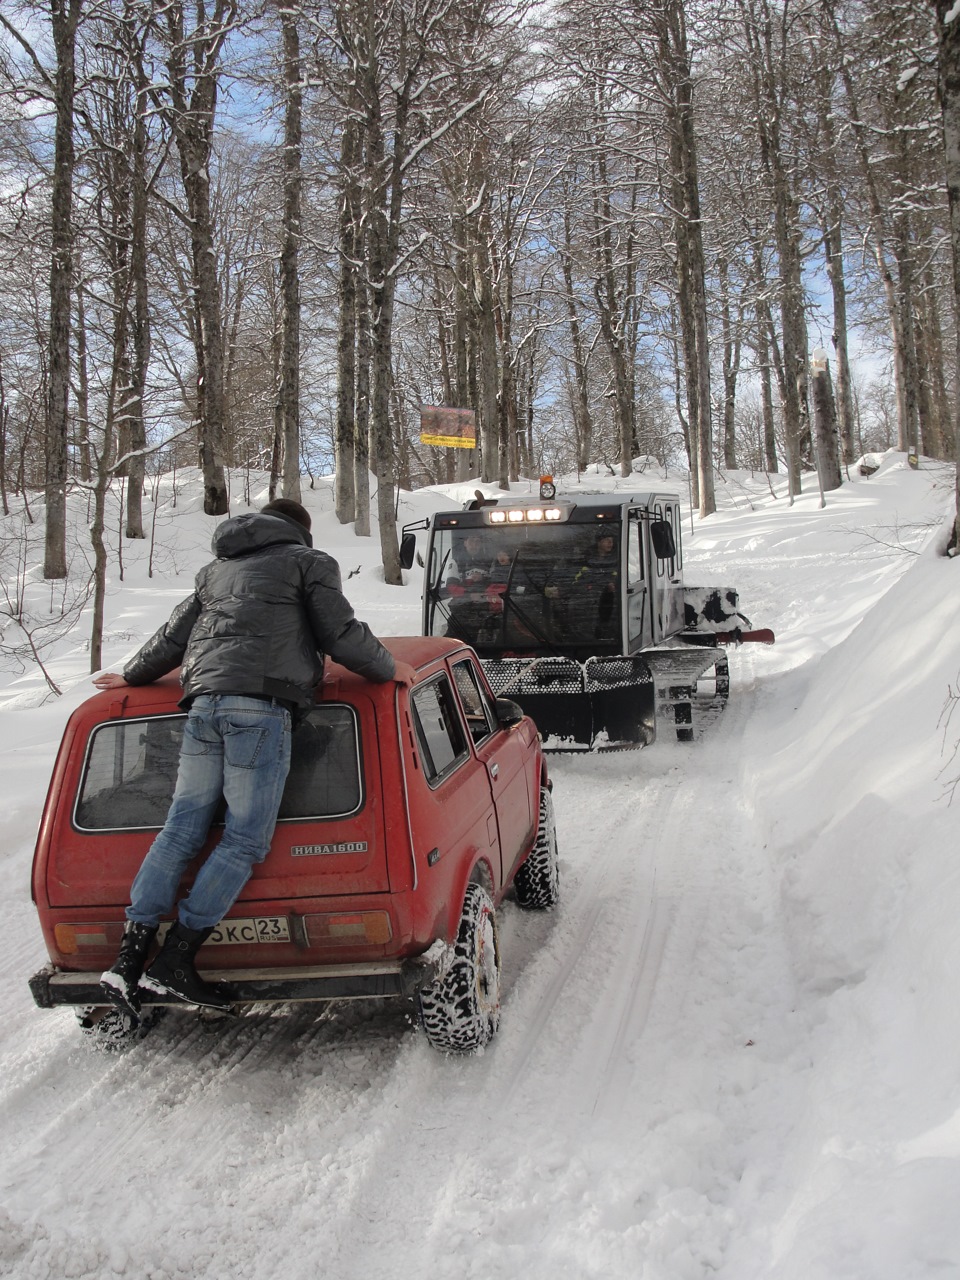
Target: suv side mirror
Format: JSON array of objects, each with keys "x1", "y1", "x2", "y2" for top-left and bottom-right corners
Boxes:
[
  {"x1": 399, "y1": 533, "x2": 416, "y2": 570},
  {"x1": 495, "y1": 697, "x2": 525, "y2": 728},
  {"x1": 650, "y1": 519, "x2": 676, "y2": 560}
]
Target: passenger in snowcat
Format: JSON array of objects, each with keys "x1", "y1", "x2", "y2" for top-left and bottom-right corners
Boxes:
[
  {"x1": 444, "y1": 532, "x2": 496, "y2": 644},
  {"x1": 571, "y1": 529, "x2": 620, "y2": 641},
  {"x1": 535, "y1": 529, "x2": 620, "y2": 646}
]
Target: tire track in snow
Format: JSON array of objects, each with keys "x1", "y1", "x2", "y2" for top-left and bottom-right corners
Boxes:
[
  {"x1": 310, "y1": 754, "x2": 692, "y2": 1280},
  {"x1": 587, "y1": 888, "x2": 673, "y2": 1124},
  {"x1": 497, "y1": 797, "x2": 645, "y2": 1104},
  {"x1": 498, "y1": 758, "x2": 680, "y2": 1114}
]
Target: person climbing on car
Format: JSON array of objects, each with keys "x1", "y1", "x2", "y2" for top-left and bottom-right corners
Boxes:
[{"x1": 93, "y1": 498, "x2": 416, "y2": 1024}]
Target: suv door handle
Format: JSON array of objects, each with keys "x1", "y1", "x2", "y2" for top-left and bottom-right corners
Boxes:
[{"x1": 490, "y1": 763, "x2": 499, "y2": 779}]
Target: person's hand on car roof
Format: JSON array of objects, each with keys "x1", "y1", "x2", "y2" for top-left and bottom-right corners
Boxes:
[
  {"x1": 392, "y1": 661, "x2": 417, "y2": 686},
  {"x1": 93, "y1": 672, "x2": 130, "y2": 690}
]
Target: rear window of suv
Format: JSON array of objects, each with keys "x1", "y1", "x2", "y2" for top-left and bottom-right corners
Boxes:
[{"x1": 73, "y1": 706, "x2": 363, "y2": 831}]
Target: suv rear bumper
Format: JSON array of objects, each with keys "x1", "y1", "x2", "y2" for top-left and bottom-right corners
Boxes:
[{"x1": 29, "y1": 955, "x2": 443, "y2": 1010}]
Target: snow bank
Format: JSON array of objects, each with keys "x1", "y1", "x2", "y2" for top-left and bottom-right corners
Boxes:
[{"x1": 741, "y1": 517, "x2": 960, "y2": 1278}]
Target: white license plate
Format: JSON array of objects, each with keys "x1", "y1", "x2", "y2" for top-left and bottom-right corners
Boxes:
[{"x1": 207, "y1": 916, "x2": 290, "y2": 945}]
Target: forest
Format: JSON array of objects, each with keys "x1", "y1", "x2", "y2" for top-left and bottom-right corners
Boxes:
[{"x1": 1, "y1": 0, "x2": 959, "y2": 597}]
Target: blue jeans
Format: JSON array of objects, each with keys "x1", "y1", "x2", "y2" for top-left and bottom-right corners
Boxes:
[{"x1": 127, "y1": 695, "x2": 292, "y2": 931}]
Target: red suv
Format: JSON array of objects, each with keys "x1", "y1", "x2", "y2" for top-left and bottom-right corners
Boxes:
[{"x1": 28, "y1": 637, "x2": 558, "y2": 1053}]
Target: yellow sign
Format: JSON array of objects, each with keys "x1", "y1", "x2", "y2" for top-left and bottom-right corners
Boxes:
[{"x1": 420, "y1": 406, "x2": 476, "y2": 449}]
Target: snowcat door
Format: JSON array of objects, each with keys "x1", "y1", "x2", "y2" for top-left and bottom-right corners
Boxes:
[
  {"x1": 650, "y1": 499, "x2": 685, "y2": 642},
  {"x1": 626, "y1": 509, "x2": 653, "y2": 652}
]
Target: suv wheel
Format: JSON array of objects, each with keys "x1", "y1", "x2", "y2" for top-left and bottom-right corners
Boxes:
[
  {"x1": 419, "y1": 883, "x2": 501, "y2": 1053},
  {"x1": 75, "y1": 1004, "x2": 163, "y2": 1049},
  {"x1": 513, "y1": 787, "x2": 560, "y2": 910}
]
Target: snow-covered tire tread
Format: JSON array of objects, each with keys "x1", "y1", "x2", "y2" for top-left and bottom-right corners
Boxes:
[
  {"x1": 418, "y1": 883, "x2": 501, "y2": 1054},
  {"x1": 75, "y1": 1004, "x2": 163, "y2": 1049},
  {"x1": 513, "y1": 787, "x2": 560, "y2": 910}
]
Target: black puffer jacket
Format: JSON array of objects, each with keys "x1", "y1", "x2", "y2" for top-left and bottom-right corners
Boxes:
[{"x1": 123, "y1": 512, "x2": 395, "y2": 711}]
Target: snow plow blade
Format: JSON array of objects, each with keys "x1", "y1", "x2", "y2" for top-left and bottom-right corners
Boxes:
[
  {"x1": 483, "y1": 646, "x2": 730, "y2": 751},
  {"x1": 483, "y1": 655, "x2": 656, "y2": 751}
]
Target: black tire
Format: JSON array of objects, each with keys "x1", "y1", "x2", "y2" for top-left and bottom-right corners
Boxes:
[
  {"x1": 75, "y1": 1004, "x2": 163, "y2": 1049},
  {"x1": 418, "y1": 883, "x2": 501, "y2": 1053},
  {"x1": 513, "y1": 787, "x2": 560, "y2": 909}
]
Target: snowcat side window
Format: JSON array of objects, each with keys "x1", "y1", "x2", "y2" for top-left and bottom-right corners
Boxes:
[
  {"x1": 628, "y1": 516, "x2": 644, "y2": 583},
  {"x1": 670, "y1": 503, "x2": 683, "y2": 572},
  {"x1": 663, "y1": 503, "x2": 678, "y2": 576}
]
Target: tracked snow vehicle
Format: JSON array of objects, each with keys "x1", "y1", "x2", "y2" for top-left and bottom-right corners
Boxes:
[{"x1": 401, "y1": 483, "x2": 773, "y2": 750}]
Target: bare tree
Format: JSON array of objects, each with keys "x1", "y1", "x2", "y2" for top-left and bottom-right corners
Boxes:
[
  {"x1": 150, "y1": 0, "x2": 238, "y2": 517},
  {"x1": 278, "y1": 4, "x2": 303, "y2": 504},
  {"x1": 932, "y1": 0, "x2": 960, "y2": 549}
]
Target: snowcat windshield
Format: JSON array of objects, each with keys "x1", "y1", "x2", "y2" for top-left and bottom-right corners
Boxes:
[{"x1": 425, "y1": 522, "x2": 621, "y2": 656}]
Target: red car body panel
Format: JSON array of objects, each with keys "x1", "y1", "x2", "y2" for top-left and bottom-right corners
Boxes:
[{"x1": 30, "y1": 637, "x2": 545, "y2": 998}]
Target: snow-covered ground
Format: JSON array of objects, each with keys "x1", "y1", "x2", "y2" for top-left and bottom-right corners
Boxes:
[{"x1": 1, "y1": 454, "x2": 958, "y2": 1279}]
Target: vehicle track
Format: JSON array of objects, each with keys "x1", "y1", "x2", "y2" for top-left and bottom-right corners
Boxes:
[
  {"x1": 497, "y1": 768, "x2": 675, "y2": 1108},
  {"x1": 1, "y1": 647, "x2": 783, "y2": 1280}
]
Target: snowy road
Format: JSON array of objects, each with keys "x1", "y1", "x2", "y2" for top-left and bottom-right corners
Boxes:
[
  {"x1": 3, "y1": 458, "x2": 957, "y2": 1278},
  {"x1": 1, "y1": 648, "x2": 809, "y2": 1280}
]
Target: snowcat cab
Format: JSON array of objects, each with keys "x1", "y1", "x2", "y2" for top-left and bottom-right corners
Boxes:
[{"x1": 401, "y1": 484, "x2": 773, "y2": 750}]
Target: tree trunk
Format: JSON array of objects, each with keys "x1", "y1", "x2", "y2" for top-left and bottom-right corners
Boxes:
[
  {"x1": 812, "y1": 361, "x2": 842, "y2": 491},
  {"x1": 88, "y1": 453, "x2": 110, "y2": 673},
  {"x1": 160, "y1": 0, "x2": 234, "y2": 517},
  {"x1": 753, "y1": 269, "x2": 779, "y2": 474},
  {"x1": 822, "y1": 214, "x2": 856, "y2": 468},
  {"x1": 44, "y1": 0, "x2": 81, "y2": 580},
  {"x1": 0, "y1": 353, "x2": 9, "y2": 515},
  {"x1": 933, "y1": 0, "x2": 960, "y2": 544},
  {"x1": 915, "y1": 306, "x2": 937, "y2": 460},
  {"x1": 589, "y1": 96, "x2": 635, "y2": 479},
  {"x1": 922, "y1": 262, "x2": 953, "y2": 458},
  {"x1": 562, "y1": 204, "x2": 593, "y2": 471},
  {"x1": 893, "y1": 211, "x2": 921, "y2": 456},
  {"x1": 354, "y1": 276, "x2": 372, "y2": 537},
  {"x1": 718, "y1": 256, "x2": 739, "y2": 470},
  {"x1": 75, "y1": 285, "x2": 91, "y2": 485},
  {"x1": 472, "y1": 227, "x2": 500, "y2": 485},
  {"x1": 279, "y1": 8, "x2": 302, "y2": 503},
  {"x1": 335, "y1": 117, "x2": 361, "y2": 523},
  {"x1": 811, "y1": 58, "x2": 856, "y2": 471},
  {"x1": 823, "y1": 1, "x2": 910, "y2": 458},
  {"x1": 662, "y1": 0, "x2": 713, "y2": 513},
  {"x1": 125, "y1": 29, "x2": 150, "y2": 540},
  {"x1": 741, "y1": 0, "x2": 808, "y2": 496}
]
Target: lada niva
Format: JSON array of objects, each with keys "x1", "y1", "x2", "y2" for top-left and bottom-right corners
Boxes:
[{"x1": 28, "y1": 637, "x2": 558, "y2": 1053}]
